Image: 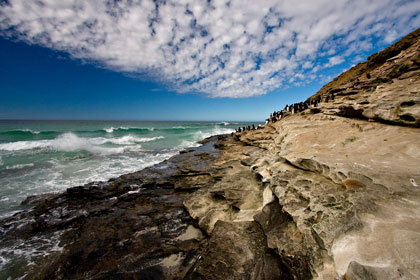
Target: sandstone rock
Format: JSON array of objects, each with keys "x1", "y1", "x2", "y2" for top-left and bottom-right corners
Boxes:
[
  {"x1": 343, "y1": 261, "x2": 405, "y2": 280},
  {"x1": 343, "y1": 179, "x2": 366, "y2": 190},
  {"x1": 186, "y1": 220, "x2": 288, "y2": 280}
]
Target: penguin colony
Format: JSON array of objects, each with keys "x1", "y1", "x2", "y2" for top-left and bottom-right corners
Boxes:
[{"x1": 229, "y1": 93, "x2": 335, "y2": 137}]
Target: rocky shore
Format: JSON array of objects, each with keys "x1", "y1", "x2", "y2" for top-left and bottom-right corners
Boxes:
[{"x1": 1, "y1": 29, "x2": 420, "y2": 279}]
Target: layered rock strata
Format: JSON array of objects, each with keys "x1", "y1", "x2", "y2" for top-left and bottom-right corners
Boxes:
[{"x1": 1, "y1": 29, "x2": 420, "y2": 279}]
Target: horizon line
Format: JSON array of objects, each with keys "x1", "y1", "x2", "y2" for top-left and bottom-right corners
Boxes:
[{"x1": 0, "y1": 119, "x2": 264, "y2": 123}]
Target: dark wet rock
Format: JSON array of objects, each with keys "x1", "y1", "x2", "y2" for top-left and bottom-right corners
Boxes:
[{"x1": 0, "y1": 142, "x2": 219, "y2": 279}]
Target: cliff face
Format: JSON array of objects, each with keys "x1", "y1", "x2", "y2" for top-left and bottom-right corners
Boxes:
[
  {"x1": 1, "y1": 29, "x2": 420, "y2": 279},
  {"x1": 194, "y1": 28, "x2": 420, "y2": 279}
]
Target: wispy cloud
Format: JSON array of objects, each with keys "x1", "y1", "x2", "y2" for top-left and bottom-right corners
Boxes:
[{"x1": 1, "y1": 0, "x2": 419, "y2": 98}]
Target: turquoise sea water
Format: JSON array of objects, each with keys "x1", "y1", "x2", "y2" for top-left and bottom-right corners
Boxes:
[{"x1": 0, "y1": 120, "x2": 256, "y2": 219}]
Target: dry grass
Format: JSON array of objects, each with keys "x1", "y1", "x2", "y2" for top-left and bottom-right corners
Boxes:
[{"x1": 308, "y1": 27, "x2": 420, "y2": 101}]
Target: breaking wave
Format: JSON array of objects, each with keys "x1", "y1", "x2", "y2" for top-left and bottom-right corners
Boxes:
[
  {"x1": 0, "y1": 129, "x2": 58, "y2": 139},
  {"x1": 6, "y1": 163, "x2": 35, "y2": 170},
  {"x1": 91, "y1": 135, "x2": 165, "y2": 145},
  {"x1": 191, "y1": 126, "x2": 235, "y2": 140},
  {"x1": 0, "y1": 133, "x2": 132, "y2": 155},
  {"x1": 103, "y1": 127, "x2": 154, "y2": 134},
  {"x1": 0, "y1": 128, "x2": 41, "y2": 135}
]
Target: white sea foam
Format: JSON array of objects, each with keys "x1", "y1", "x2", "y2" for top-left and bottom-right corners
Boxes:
[
  {"x1": 0, "y1": 139, "x2": 50, "y2": 151},
  {"x1": 92, "y1": 135, "x2": 164, "y2": 145},
  {"x1": 104, "y1": 126, "x2": 154, "y2": 133},
  {"x1": 42, "y1": 150, "x2": 176, "y2": 190},
  {"x1": 192, "y1": 126, "x2": 234, "y2": 140},
  {"x1": 11, "y1": 128, "x2": 41, "y2": 134},
  {"x1": 0, "y1": 133, "x2": 127, "y2": 155},
  {"x1": 6, "y1": 163, "x2": 34, "y2": 170},
  {"x1": 175, "y1": 126, "x2": 234, "y2": 151},
  {"x1": 0, "y1": 229, "x2": 65, "y2": 276},
  {"x1": 51, "y1": 133, "x2": 126, "y2": 155},
  {"x1": 25, "y1": 128, "x2": 40, "y2": 134},
  {"x1": 177, "y1": 140, "x2": 201, "y2": 149},
  {"x1": 0, "y1": 255, "x2": 7, "y2": 270},
  {"x1": 105, "y1": 127, "x2": 115, "y2": 133}
]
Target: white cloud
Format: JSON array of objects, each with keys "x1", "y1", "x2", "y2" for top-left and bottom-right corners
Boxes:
[
  {"x1": 325, "y1": 56, "x2": 345, "y2": 68},
  {"x1": 0, "y1": 0, "x2": 419, "y2": 98}
]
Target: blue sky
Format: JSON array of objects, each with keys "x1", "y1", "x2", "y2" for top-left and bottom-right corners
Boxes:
[
  {"x1": 0, "y1": 37, "x2": 320, "y2": 121},
  {"x1": 0, "y1": 0, "x2": 419, "y2": 121}
]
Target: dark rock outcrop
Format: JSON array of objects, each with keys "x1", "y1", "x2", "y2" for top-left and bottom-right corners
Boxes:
[{"x1": 0, "y1": 142, "x2": 219, "y2": 279}]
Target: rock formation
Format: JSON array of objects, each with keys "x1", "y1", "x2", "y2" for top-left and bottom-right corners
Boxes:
[{"x1": 1, "y1": 28, "x2": 420, "y2": 279}]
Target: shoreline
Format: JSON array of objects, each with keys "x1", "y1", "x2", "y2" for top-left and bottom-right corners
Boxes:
[
  {"x1": 0, "y1": 133, "x2": 228, "y2": 219},
  {"x1": 19, "y1": 134, "x2": 223, "y2": 210},
  {"x1": 0, "y1": 121, "x2": 244, "y2": 219},
  {"x1": 0, "y1": 136, "x2": 224, "y2": 279}
]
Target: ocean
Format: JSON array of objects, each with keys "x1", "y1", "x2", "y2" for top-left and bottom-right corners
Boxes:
[{"x1": 0, "y1": 120, "x2": 256, "y2": 219}]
